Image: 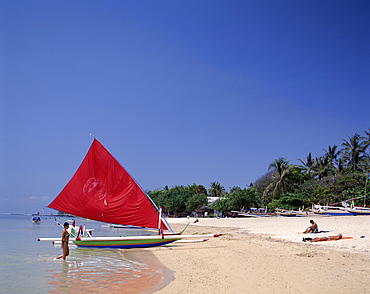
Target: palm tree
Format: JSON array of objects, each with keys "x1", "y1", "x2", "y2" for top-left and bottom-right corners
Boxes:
[
  {"x1": 323, "y1": 145, "x2": 340, "y2": 174},
  {"x1": 193, "y1": 185, "x2": 208, "y2": 195},
  {"x1": 209, "y1": 181, "x2": 225, "y2": 197},
  {"x1": 364, "y1": 128, "x2": 370, "y2": 149},
  {"x1": 298, "y1": 152, "x2": 315, "y2": 177},
  {"x1": 313, "y1": 155, "x2": 330, "y2": 179},
  {"x1": 341, "y1": 133, "x2": 367, "y2": 173},
  {"x1": 264, "y1": 157, "x2": 293, "y2": 197},
  {"x1": 363, "y1": 129, "x2": 370, "y2": 171},
  {"x1": 334, "y1": 158, "x2": 345, "y2": 176}
]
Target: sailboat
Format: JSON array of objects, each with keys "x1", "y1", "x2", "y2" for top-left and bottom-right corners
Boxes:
[{"x1": 38, "y1": 139, "x2": 221, "y2": 248}]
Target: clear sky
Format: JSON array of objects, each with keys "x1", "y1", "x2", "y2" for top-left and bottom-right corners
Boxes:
[{"x1": 1, "y1": 1, "x2": 369, "y2": 213}]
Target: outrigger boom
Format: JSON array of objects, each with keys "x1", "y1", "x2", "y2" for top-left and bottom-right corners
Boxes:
[
  {"x1": 39, "y1": 234, "x2": 222, "y2": 249},
  {"x1": 38, "y1": 234, "x2": 222, "y2": 242}
]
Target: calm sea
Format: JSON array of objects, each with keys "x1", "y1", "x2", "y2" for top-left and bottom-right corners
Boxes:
[{"x1": 0, "y1": 214, "x2": 172, "y2": 294}]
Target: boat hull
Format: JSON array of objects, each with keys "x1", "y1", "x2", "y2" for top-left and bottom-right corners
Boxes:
[
  {"x1": 73, "y1": 238, "x2": 181, "y2": 248},
  {"x1": 315, "y1": 210, "x2": 354, "y2": 216},
  {"x1": 346, "y1": 209, "x2": 370, "y2": 216},
  {"x1": 278, "y1": 213, "x2": 297, "y2": 217}
]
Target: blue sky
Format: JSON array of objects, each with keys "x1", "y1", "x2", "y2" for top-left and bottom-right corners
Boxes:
[{"x1": 1, "y1": 1, "x2": 369, "y2": 213}]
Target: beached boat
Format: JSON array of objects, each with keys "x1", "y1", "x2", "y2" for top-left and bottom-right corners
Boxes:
[
  {"x1": 319, "y1": 196, "x2": 370, "y2": 216},
  {"x1": 310, "y1": 204, "x2": 354, "y2": 216},
  {"x1": 345, "y1": 207, "x2": 370, "y2": 215},
  {"x1": 278, "y1": 211, "x2": 298, "y2": 217},
  {"x1": 276, "y1": 208, "x2": 313, "y2": 217},
  {"x1": 295, "y1": 210, "x2": 314, "y2": 216},
  {"x1": 38, "y1": 139, "x2": 221, "y2": 248},
  {"x1": 341, "y1": 196, "x2": 370, "y2": 215},
  {"x1": 230, "y1": 207, "x2": 270, "y2": 217}
]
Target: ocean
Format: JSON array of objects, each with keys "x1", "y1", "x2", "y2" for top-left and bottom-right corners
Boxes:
[{"x1": 0, "y1": 214, "x2": 171, "y2": 294}]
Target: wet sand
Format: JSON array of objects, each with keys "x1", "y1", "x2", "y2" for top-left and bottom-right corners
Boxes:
[{"x1": 148, "y1": 216, "x2": 370, "y2": 293}]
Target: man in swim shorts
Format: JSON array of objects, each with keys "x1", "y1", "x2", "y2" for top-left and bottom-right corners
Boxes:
[
  {"x1": 300, "y1": 220, "x2": 318, "y2": 234},
  {"x1": 56, "y1": 222, "x2": 70, "y2": 260}
]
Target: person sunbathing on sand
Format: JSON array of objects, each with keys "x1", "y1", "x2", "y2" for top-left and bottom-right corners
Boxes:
[
  {"x1": 303, "y1": 233, "x2": 343, "y2": 242},
  {"x1": 300, "y1": 220, "x2": 318, "y2": 234}
]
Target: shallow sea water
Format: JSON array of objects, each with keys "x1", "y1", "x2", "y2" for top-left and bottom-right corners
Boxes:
[{"x1": 0, "y1": 214, "x2": 171, "y2": 294}]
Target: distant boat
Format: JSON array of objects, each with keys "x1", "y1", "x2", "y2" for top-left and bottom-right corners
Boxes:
[
  {"x1": 31, "y1": 215, "x2": 41, "y2": 223},
  {"x1": 38, "y1": 139, "x2": 221, "y2": 248}
]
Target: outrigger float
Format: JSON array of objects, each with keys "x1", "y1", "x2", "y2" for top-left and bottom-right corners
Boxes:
[{"x1": 38, "y1": 139, "x2": 221, "y2": 248}]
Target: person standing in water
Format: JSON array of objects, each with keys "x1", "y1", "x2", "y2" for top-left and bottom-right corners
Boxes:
[{"x1": 56, "y1": 222, "x2": 70, "y2": 260}]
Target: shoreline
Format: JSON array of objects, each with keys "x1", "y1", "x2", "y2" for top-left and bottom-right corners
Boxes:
[{"x1": 148, "y1": 216, "x2": 370, "y2": 293}]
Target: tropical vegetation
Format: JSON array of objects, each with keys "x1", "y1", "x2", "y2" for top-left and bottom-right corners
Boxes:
[{"x1": 148, "y1": 129, "x2": 370, "y2": 216}]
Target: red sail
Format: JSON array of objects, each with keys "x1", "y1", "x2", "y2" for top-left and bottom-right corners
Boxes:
[{"x1": 48, "y1": 139, "x2": 168, "y2": 230}]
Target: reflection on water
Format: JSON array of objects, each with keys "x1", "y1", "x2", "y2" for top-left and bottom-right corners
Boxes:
[
  {"x1": 0, "y1": 216, "x2": 173, "y2": 293},
  {"x1": 47, "y1": 248, "x2": 171, "y2": 294}
]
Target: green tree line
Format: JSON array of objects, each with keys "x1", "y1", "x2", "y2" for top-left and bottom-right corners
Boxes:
[{"x1": 148, "y1": 129, "x2": 370, "y2": 215}]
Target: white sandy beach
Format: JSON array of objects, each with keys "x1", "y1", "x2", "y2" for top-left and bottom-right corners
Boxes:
[{"x1": 148, "y1": 215, "x2": 370, "y2": 293}]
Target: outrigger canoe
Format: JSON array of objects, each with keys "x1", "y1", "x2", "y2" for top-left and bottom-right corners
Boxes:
[{"x1": 38, "y1": 138, "x2": 221, "y2": 248}]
